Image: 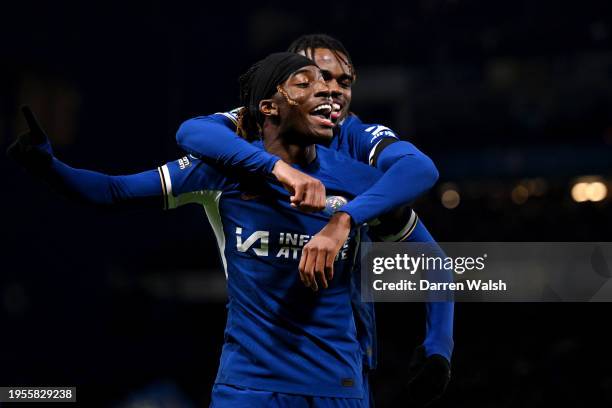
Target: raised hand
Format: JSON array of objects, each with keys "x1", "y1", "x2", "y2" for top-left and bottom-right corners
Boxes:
[
  {"x1": 22, "y1": 106, "x2": 50, "y2": 144},
  {"x1": 7, "y1": 106, "x2": 53, "y2": 169}
]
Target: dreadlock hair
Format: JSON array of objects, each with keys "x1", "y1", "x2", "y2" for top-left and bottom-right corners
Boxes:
[
  {"x1": 235, "y1": 61, "x2": 302, "y2": 141},
  {"x1": 236, "y1": 61, "x2": 263, "y2": 141},
  {"x1": 287, "y1": 34, "x2": 356, "y2": 80},
  {"x1": 236, "y1": 52, "x2": 316, "y2": 141}
]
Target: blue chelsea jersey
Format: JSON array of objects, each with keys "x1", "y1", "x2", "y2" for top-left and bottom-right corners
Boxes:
[
  {"x1": 209, "y1": 109, "x2": 400, "y2": 373},
  {"x1": 158, "y1": 144, "x2": 382, "y2": 398}
]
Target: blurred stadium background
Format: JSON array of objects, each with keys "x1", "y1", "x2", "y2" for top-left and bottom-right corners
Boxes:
[{"x1": 1, "y1": 0, "x2": 611, "y2": 406}]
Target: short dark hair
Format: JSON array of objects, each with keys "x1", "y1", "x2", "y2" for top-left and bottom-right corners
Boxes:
[{"x1": 287, "y1": 34, "x2": 355, "y2": 78}]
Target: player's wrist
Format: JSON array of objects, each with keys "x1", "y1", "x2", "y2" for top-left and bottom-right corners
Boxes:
[
  {"x1": 271, "y1": 159, "x2": 288, "y2": 179},
  {"x1": 331, "y1": 211, "x2": 353, "y2": 229},
  {"x1": 7, "y1": 136, "x2": 53, "y2": 172},
  {"x1": 262, "y1": 153, "x2": 281, "y2": 176},
  {"x1": 334, "y1": 209, "x2": 357, "y2": 229}
]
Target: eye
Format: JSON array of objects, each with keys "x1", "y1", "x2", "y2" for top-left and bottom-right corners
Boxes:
[
  {"x1": 296, "y1": 82, "x2": 310, "y2": 88},
  {"x1": 339, "y1": 79, "x2": 352, "y2": 89}
]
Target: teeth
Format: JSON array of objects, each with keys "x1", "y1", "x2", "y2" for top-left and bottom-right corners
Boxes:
[
  {"x1": 313, "y1": 104, "x2": 331, "y2": 113},
  {"x1": 332, "y1": 103, "x2": 341, "y2": 111}
]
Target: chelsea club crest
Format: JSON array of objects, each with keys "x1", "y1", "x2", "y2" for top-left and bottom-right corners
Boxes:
[{"x1": 324, "y1": 195, "x2": 348, "y2": 216}]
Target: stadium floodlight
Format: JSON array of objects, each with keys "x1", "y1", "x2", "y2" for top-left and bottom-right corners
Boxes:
[
  {"x1": 440, "y1": 183, "x2": 461, "y2": 209},
  {"x1": 571, "y1": 177, "x2": 608, "y2": 202}
]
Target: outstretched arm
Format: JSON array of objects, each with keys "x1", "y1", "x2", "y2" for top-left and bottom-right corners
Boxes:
[
  {"x1": 8, "y1": 106, "x2": 163, "y2": 209},
  {"x1": 42, "y1": 160, "x2": 162, "y2": 208}
]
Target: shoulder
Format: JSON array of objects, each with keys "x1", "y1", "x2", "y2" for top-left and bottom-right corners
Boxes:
[
  {"x1": 214, "y1": 107, "x2": 242, "y2": 127},
  {"x1": 337, "y1": 114, "x2": 400, "y2": 163},
  {"x1": 179, "y1": 107, "x2": 242, "y2": 131},
  {"x1": 348, "y1": 115, "x2": 399, "y2": 141},
  {"x1": 340, "y1": 114, "x2": 397, "y2": 137},
  {"x1": 162, "y1": 155, "x2": 236, "y2": 192}
]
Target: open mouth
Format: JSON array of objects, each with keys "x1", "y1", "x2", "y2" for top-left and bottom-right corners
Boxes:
[
  {"x1": 310, "y1": 103, "x2": 334, "y2": 128},
  {"x1": 331, "y1": 102, "x2": 342, "y2": 121}
]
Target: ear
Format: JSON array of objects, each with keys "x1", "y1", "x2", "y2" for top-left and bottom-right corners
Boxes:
[{"x1": 259, "y1": 99, "x2": 279, "y2": 119}]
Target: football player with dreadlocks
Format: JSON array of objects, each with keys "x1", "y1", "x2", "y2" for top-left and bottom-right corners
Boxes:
[
  {"x1": 175, "y1": 34, "x2": 453, "y2": 407},
  {"x1": 10, "y1": 52, "x2": 388, "y2": 407},
  {"x1": 9, "y1": 35, "x2": 453, "y2": 406}
]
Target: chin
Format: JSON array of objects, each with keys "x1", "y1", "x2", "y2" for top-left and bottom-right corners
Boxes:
[
  {"x1": 314, "y1": 129, "x2": 334, "y2": 142},
  {"x1": 302, "y1": 128, "x2": 333, "y2": 144}
]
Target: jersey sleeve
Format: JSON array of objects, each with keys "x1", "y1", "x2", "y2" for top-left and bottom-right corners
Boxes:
[
  {"x1": 404, "y1": 220, "x2": 454, "y2": 361},
  {"x1": 157, "y1": 154, "x2": 232, "y2": 210},
  {"x1": 175, "y1": 109, "x2": 280, "y2": 176},
  {"x1": 7, "y1": 154, "x2": 165, "y2": 209},
  {"x1": 213, "y1": 107, "x2": 241, "y2": 129},
  {"x1": 344, "y1": 118, "x2": 401, "y2": 165},
  {"x1": 367, "y1": 207, "x2": 420, "y2": 242},
  {"x1": 9, "y1": 130, "x2": 168, "y2": 209},
  {"x1": 369, "y1": 210, "x2": 454, "y2": 361},
  {"x1": 338, "y1": 119, "x2": 439, "y2": 225}
]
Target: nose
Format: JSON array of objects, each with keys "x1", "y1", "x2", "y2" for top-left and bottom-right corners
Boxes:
[
  {"x1": 326, "y1": 79, "x2": 342, "y2": 98},
  {"x1": 314, "y1": 78, "x2": 331, "y2": 100}
]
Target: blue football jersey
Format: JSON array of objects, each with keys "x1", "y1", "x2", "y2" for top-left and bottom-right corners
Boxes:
[
  {"x1": 209, "y1": 110, "x2": 402, "y2": 372},
  {"x1": 158, "y1": 144, "x2": 382, "y2": 398}
]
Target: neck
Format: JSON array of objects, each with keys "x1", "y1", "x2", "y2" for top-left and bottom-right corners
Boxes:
[{"x1": 262, "y1": 122, "x2": 316, "y2": 166}]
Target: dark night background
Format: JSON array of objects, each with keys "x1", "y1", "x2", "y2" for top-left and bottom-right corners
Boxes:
[{"x1": 1, "y1": 0, "x2": 611, "y2": 406}]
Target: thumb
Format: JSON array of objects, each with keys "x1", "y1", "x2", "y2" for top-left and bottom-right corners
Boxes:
[{"x1": 290, "y1": 183, "x2": 305, "y2": 205}]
